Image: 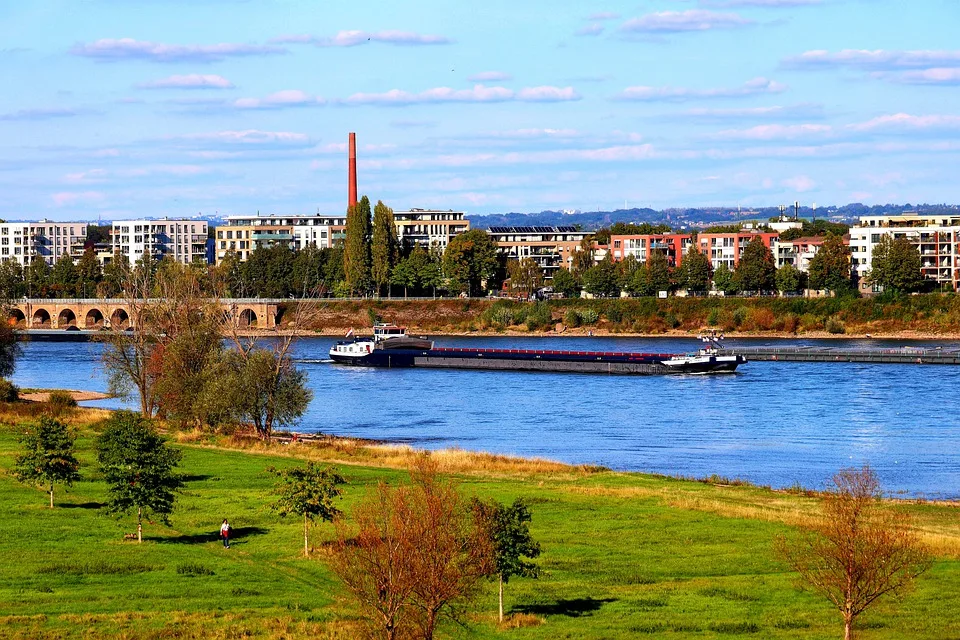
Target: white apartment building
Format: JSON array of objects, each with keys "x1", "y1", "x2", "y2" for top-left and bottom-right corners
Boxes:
[
  {"x1": 394, "y1": 209, "x2": 469, "y2": 250},
  {"x1": 0, "y1": 220, "x2": 87, "y2": 266},
  {"x1": 215, "y1": 213, "x2": 347, "y2": 263},
  {"x1": 849, "y1": 212, "x2": 960, "y2": 291},
  {"x1": 112, "y1": 218, "x2": 208, "y2": 265}
]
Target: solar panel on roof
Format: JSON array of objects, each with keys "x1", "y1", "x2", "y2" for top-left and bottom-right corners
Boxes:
[
  {"x1": 557, "y1": 226, "x2": 577, "y2": 232},
  {"x1": 489, "y1": 226, "x2": 508, "y2": 233},
  {"x1": 534, "y1": 226, "x2": 553, "y2": 232}
]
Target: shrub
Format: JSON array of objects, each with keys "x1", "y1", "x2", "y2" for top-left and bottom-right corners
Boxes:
[
  {"x1": 663, "y1": 312, "x2": 680, "y2": 329},
  {"x1": 0, "y1": 379, "x2": 18, "y2": 402},
  {"x1": 47, "y1": 391, "x2": 77, "y2": 414},
  {"x1": 782, "y1": 312, "x2": 799, "y2": 333},
  {"x1": 706, "y1": 307, "x2": 721, "y2": 327},
  {"x1": 525, "y1": 302, "x2": 552, "y2": 331},
  {"x1": 176, "y1": 562, "x2": 214, "y2": 577},
  {"x1": 578, "y1": 308, "x2": 599, "y2": 325},
  {"x1": 732, "y1": 307, "x2": 748, "y2": 328},
  {"x1": 563, "y1": 309, "x2": 581, "y2": 328},
  {"x1": 826, "y1": 317, "x2": 846, "y2": 334},
  {"x1": 606, "y1": 305, "x2": 624, "y2": 323},
  {"x1": 750, "y1": 307, "x2": 776, "y2": 331},
  {"x1": 490, "y1": 305, "x2": 514, "y2": 328}
]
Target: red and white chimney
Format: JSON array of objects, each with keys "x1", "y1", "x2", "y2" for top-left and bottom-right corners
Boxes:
[{"x1": 348, "y1": 132, "x2": 358, "y2": 209}]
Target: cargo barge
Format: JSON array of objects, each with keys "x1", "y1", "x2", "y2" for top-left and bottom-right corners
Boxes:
[{"x1": 328, "y1": 324, "x2": 745, "y2": 375}]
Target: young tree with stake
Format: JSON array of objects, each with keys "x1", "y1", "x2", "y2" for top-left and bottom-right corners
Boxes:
[
  {"x1": 14, "y1": 417, "x2": 81, "y2": 508},
  {"x1": 96, "y1": 411, "x2": 184, "y2": 543},
  {"x1": 268, "y1": 462, "x2": 346, "y2": 556}
]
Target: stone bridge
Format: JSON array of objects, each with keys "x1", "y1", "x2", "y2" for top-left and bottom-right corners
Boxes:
[{"x1": 7, "y1": 299, "x2": 281, "y2": 330}]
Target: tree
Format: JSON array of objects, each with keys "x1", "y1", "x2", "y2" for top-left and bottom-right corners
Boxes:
[
  {"x1": 331, "y1": 457, "x2": 491, "y2": 640},
  {"x1": 443, "y1": 229, "x2": 499, "y2": 297},
  {"x1": 776, "y1": 263, "x2": 803, "y2": 293},
  {"x1": 224, "y1": 348, "x2": 312, "y2": 439},
  {"x1": 25, "y1": 257, "x2": 50, "y2": 298},
  {"x1": 344, "y1": 196, "x2": 372, "y2": 295},
  {"x1": 390, "y1": 255, "x2": 416, "y2": 298},
  {"x1": 776, "y1": 466, "x2": 932, "y2": 640},
  {"x1": 679, "y1": 244, "x2": 711, "y2": 292},
  {"x1": 76, "y1": 247, "x2": 102, "y2": 297},
  {"x1": 99, "y1": 253, "x2": 129, "y2": 298},
  {"x1": 646, "y1": 250, "x2": 671, "y2": 293},
  {"x1": 0, "y1": 308, "x2": 21, "y2": 378},
  {"x1": 13, "y1": 417, "x2": 81, "y2": 508},
  {"x1": 49, "y1": 254, "x2": 79, "y2": 298},
  {"x1": 582, "y1": 256, "x2": 620, "y2": 298},
  {"x1": 868, "y1": 235, "x2": 924, "y2": 293},
  {"x1": 0, "y1": 260, "x2": 25, "y2": 299},
  {"x1": 712, "y1": 262, "x2": 738, "y2": 295},
  {"x1": 507, "y1": 258, "x2": 543, "y2": 297},
  {"x1": 570, "y1": 236, "x2": 594, "y2": 278},
  {"x1": 551, "y1": 266, "x2": 579, "y2": 298},
  {"x1": 371, "y1": 201, "x2": 399, "y2": 296},
  {"x1": 96, "y1": 411, "x2": 184, "y2": 543},
  {"x1": 734, "y1": 237, "x2": 775, "y2": 293},
  {"x1": 269, "y1": 462, "x2": 346, "y2": 556},
  {"x1": 808, "y1": 234, "x2": 852, "y2": 294},
  {"x1": 291, "y1": 244, "x2": 325, "y2": 297},
  {"x1": 473, "y1": 498, "x2": 541, "y2": 622},
  {"x1": 242, "y1": 244, "x2": 295, "y2": 298}
]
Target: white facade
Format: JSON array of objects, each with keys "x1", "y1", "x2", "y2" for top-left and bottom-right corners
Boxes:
[
  {"x1": 849, "y1": 212, "x2": 960, "y2": 290},
  {"x1": 393, "y1": 209, "x2": 469, "y2": 250},
  {"x1": 112, "y1": 218, "x2": 208, "y2": 265},
  {"x1": 215, "y1": 213, "x2": 346, "y2": 263},
  {"x1": 0, "y1": 220, "x2": 87, "y2": 266}
]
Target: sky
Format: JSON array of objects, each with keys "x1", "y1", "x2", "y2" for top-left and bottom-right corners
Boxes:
[{"x1": 2, "y1": 0, "x2": 960, "y2": 221}]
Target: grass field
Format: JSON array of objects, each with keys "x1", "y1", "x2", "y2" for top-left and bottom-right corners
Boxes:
[{"x1": 0, "y1": 414, "x2": 958, "y2": 639}]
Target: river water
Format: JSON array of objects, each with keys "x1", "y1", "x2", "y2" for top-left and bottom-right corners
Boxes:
[{"x1": 14, "y1": 335, "x2": 960, "y2": 498}]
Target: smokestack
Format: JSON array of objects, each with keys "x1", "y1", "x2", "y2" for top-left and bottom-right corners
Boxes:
[{"x1": 348, "y1": 132, "x2": 357, "y2": 210}]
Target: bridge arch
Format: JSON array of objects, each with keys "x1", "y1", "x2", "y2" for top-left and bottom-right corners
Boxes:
[
  {"x1": 57, "y1": 309, "x2": 77, "y2": 329},
  {"x1": 110, "y1": 308, "x2": 129, "y2": 330},
  {"x1": 8, "y1": 309, "x2": 25, "y2": 328},
  {"x1": 238, "y1": 308, "x2": 258, "y2": 328},
  {"x1": 32, "y1": 308, "x2": 51, "y2": 328},
  {"x1": 85, "y1": 308, "x2": 105, "y2": 329}
]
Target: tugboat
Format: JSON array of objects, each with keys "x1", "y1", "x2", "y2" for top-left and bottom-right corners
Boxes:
[{"x1": 329, "y1": 324, "x2": 745, "y2": 375}]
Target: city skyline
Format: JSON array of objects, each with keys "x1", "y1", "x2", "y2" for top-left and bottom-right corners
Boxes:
[{"x1": 2, "y1": 0, "x2": 959, "y2": 220}]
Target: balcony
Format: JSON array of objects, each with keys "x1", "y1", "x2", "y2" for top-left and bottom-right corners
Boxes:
[{"x1": 252, "y1": 232, "x2": 292, "y2": 241}]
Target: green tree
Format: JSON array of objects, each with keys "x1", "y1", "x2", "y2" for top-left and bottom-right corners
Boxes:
[
  {"x1": 242, "y1": 244, "x2": 295, "y2": 298},
  {"x1": 49, "y1": 254, "x2": 79, "y2": 298},
  {"x1": 344, "y1": 196, "x2": 372, "y2": 295},
  {"x1": 290, "y1": 244, "x2": 325, "y2": 296},
  {"x1": 0, "y1": 260, "x2": 25, "y2": 299},
  {"x1": 390, "y1": 254, "x2": 416, "y2": 298},
  {"x1": 507, "y1": 258, "x2": 543, "y2": 296},
  {"x1": 570, "y1": 236, "x2": 595, "y2": 277},
  {"x1": 371, "y1": 201, "x2": 399, "y2": 296},
  {"x1": 96, "y1": 411, "x2": 184, "y2": 543},
  {"x1": 713, "y1": 262, "x2": 738, "y2": 295},
  {"x1": 582, "y1": 256, "x2": 621, "y2": 298},
  {"x1": 225, "y1": 348, "x2": 313, "y2": 439},
  {"x1": 99, "y1": 254, "x2": 129, "y2": 299},
  {"x1": 13, "y1": 417, "x2": 81, "y2": 508},
  {"x1": 808, "y1": 234, "x2": 852, "y2": 294},
  {"x1": 268, "y1": 462, "x2": 346, "y2": 556},
  {"x1": 25, "y1": 257, "x2": 50, "y2": 298},
  {"x1": 443, "y1": 229, "x2": 498, "y2": 297},
  {"x1": 626, "y1": 263, "x2": 652, "y2": 297},
  {"x1": 679, "y1": 244, "x2": 711, "y2": 292},
  {"x1": 646, "y1": 250, "x2": 672, "y2": 293},
  {"x1": 776, "y1": 263, "x2": 803, "y2": 293},
  {"x1": 76, "y1": 247, "x2": 102, "y2": 297},
  {"x1": 473, "y1": 498, "x2": 541, "y2": 622},
  {"x1": 734, "y1": 237, "x2": 776, "y2": 293},
  {"x1": 868, "y1": 235, "x2": 924, "y2": 293},
  {"x1": 551, "y1": 266, "x2": 579, "y2": 298}
]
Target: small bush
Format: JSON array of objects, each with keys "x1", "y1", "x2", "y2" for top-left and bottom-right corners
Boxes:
[
  {"x1": 663, "y1": 312, "x2": 680, "y2": 329},
  {"x1": 825, "y1": 317, "x2": 846, "y2": 334},
  {"x1": 706, "y1": 307, "x2": 721, "y2": 326},
  {"x1": 606, "y1": 305, "x2": 624, "y2": 323},
  {"x1": 782, "y1": 312, "x2": 799, "y2": 333},
  {"x1": 47, "y1": 391, "x2": 77, "y2": 415},
  {"x1": 563, "y1": 309, "x2": 581, "y2": 328},
  {"x1": 498, "y1": 613, "x2": 543, "y2": 630},
  {"x1": 176, "y1": 562, "x2": 214, "y2": 577},
  {"x1": 732, "y1": 307, "x2": 748, "y2": 327},
  {"x1": 0, "y1": 379, "x2": 18, "y2": 402},
  {"x1": 709, "y1": 621, "x2": 761, "y2": 634},
  {"x1": 578, "y1": 308, "x2": 599, "y2": 325}
]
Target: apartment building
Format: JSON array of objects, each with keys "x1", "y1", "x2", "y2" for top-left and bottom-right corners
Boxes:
[
  {"x1": 609, "y1": 234, "x2": 693, "y2": 267},
  {"x1": 772, "y1": 236, "x2": 829, "y2": 271},
  {"x1": 215, "y1": 214, "x2": 346, "y2": 263},
  {"x1": 394, "y1": 209, "x2": 469, "y2": 250},
  {"x1": 697, "y1": 231, "x2": 779, "y2": 270},
  {"x1": 0, "y1": 220, "x2": 87, "y2": 266},
  {"x1": 487, "y1": 226, "x2": 589, "y2": 277},
  {"x1": 112, "y1": 218, "x2": 208, "y2": 265},
  {"x1": 849, "y1": 212, "x2": 960, "y2": 290}
]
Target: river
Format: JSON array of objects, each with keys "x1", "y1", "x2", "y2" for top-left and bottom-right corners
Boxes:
[{"x1": 14, "y1": 335, "x2": 960, "y2": 498}]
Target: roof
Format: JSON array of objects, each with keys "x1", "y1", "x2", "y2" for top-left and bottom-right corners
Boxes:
[{"x1": 488, "y1": 226, "x2": 580, "y2": 234}]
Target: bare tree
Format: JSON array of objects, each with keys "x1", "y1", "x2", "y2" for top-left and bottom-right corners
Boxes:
[{"x1": 776, "y1": 466, "x2": 932, "y2": 640}]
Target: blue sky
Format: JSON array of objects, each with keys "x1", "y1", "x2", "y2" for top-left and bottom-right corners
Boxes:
[{"x1": 2, "y1": 0, "x2": 959, "y2": 221}]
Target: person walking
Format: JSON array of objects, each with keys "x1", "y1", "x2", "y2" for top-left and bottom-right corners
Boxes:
[{"x1": 220, "y1": 519, "x2": 231, "y2": 549}]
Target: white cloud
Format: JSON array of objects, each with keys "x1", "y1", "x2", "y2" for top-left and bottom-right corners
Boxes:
[
  {"x1": 615, "y1": 77, "x2": 785, "y2": 101},
  {"x1": 0, "y1": 107, "x2": 86, "y2": 121},
  {"x1": 711, "y1": 124, "x2": 832, "y2": 140},
  {"x1": 173, "y1": 130, "x2": 313, "y2": 146},
  {"x1": 232, "y1": 90, "x2": 325, "y2": 109},
  {"x1": 782, "y1": 175, "x2": 816, "y2": 192},
  {"x1": 576, "y1": 24, "x2": 605, "y2": 36},
  {"x1": 270, "y1": 30, "x2": 451, "y2": 47},
  {"x1": 702, "y1": 0, "x2": 819, "y2": 6},
  {"x1": 677, "y1": 104, "x2": 825, "y2": 120},
  {"x1": 848, "y1": 113, "x2": 960, "y2": 133},
  {"x1": 342, "y1": 84, "x2": 580, "y2": 106},
  {"x1": 51, "y1": 191, "x2": 106, "y2": 206},
  {"x1": 467, "y1": 71, "x2": 512, "y2": 82},
  {"x1": 895, "y1": 67, "x2": 960, "y2": 85},
  {"x1": 620, "y1": 10, "x2": 752, "y2": 33},
  {"x1": 783, "y1": 49, "x2": 960, "y2": 70},
  {"x1": 587, "y1": 12, "x2": 620, "y2": 20},
  {"x1": 70, "y1": 38, "x2": 285, "y2": 63},
  {"x1": 137, "y1": 74, "x2": 235, "y2": 89}
]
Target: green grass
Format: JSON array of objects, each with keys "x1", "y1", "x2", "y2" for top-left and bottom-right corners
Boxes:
[{"x1": 0, "y1": 421, "x2": 958, "y2": 639}]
